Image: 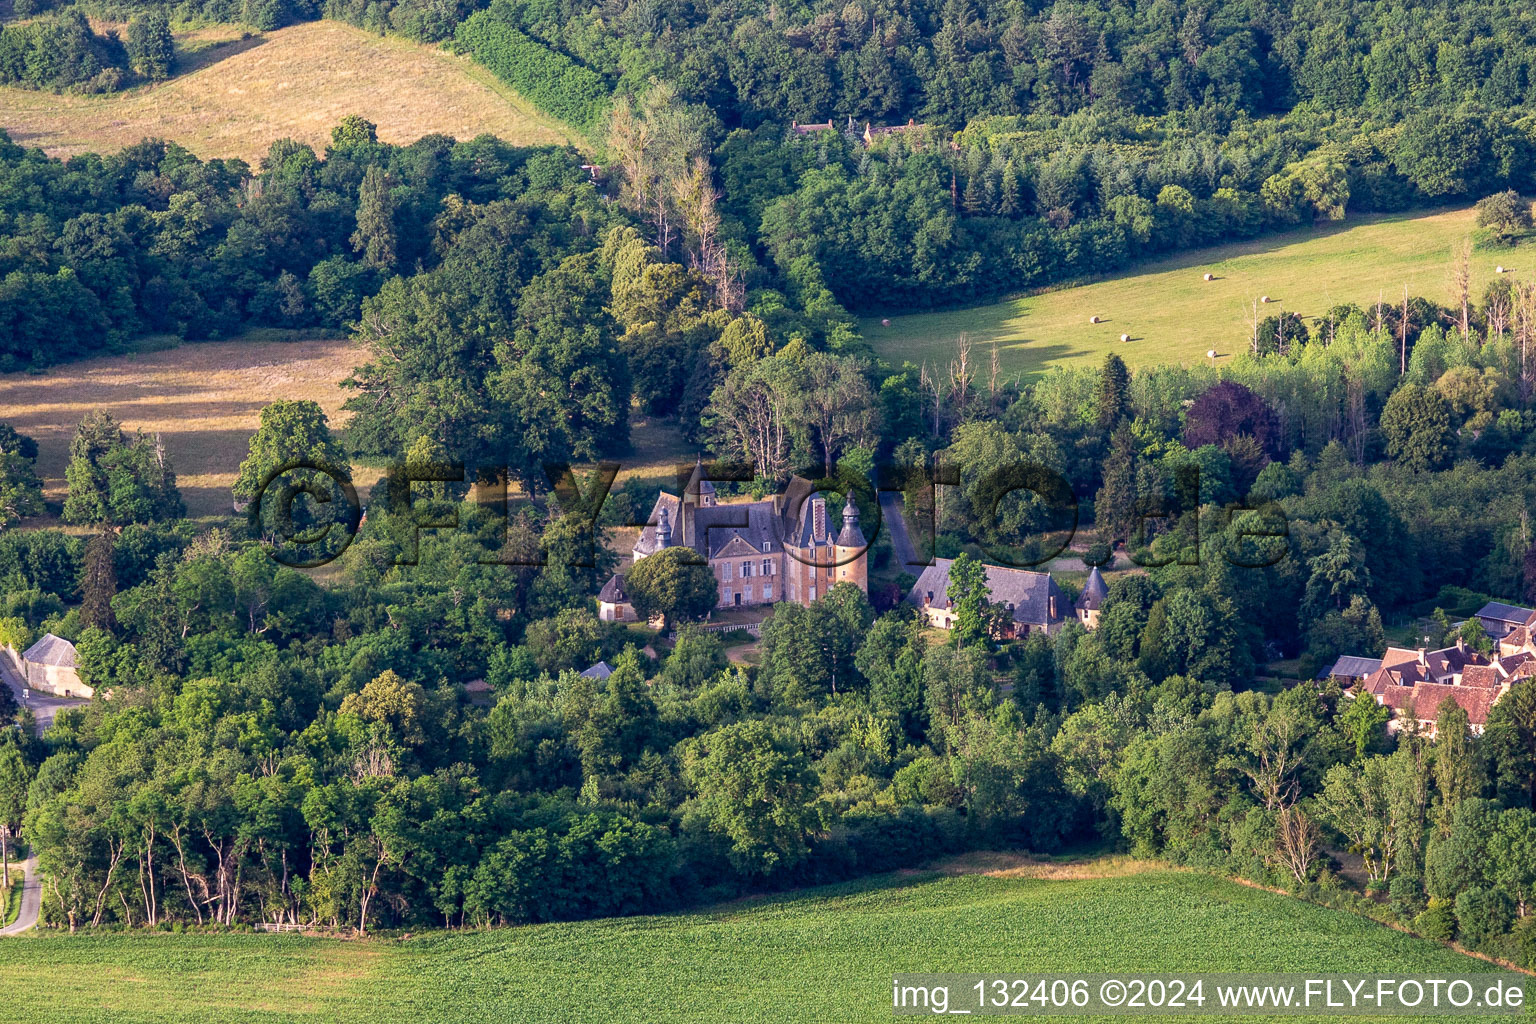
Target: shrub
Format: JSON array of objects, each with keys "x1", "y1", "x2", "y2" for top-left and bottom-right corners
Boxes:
[
  {"x1": 1414, "y1": 898, "x2": 1457, "y2": 942},
  {"x1": 1454, "y1": 886, "x2": 1514, "y2": 950}
]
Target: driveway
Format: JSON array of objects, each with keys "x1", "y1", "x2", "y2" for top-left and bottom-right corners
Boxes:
[
  {"x1": 0, "y1": 855, "x2": 38, "y2": 935},
  {"x1": 0, "y1": 658, "x2": 81, "y2": 735},
  {"x1": 879, "y1": 491, "x2": 932, "y2": 577}
]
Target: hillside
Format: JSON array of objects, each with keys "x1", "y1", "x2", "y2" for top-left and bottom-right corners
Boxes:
[
  {"x1": 0, "y1": 21, "x2": 572, "y2": 163},
  {"x1": 0, "y1": 337, "x2": 367, "y2": 519},
  {"x1": 862, "y1": 206, "x2": 1536, "y2": 379},
  {"x1": 0, "y1": 861, "x2": 1521, "y2": 1023}
]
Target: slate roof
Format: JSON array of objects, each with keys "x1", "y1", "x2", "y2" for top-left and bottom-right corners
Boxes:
[
  {"x1": 580, "y1": 661, "x2": 613, "y2": 680},
  {"x1": 1477, "y1": 601, "x2": 1536, "y2": 623},
  {"x1": 634, "y1": 480, "x2": 843, "y2": 562},
  {"x1": 22, "y1": 633, "x2": 76, "y2": 669},
  {"x1": 633, "y1": 492, "x2": 682, "y2": 558},
  {"x1": 1075, "y1": 567, "x2": 1108, "y2": 612},
  {"x1": 1323, "y1": 656, "x2": 1382, "y2": 680},
  {"x1": 905, "y1": 558, "x2": 1065, "y2": 627},
  {"x1": 835, "y1": 495, "x2": 866, "y2": 548},
  {"x1": 598, "y1": 574, "x2": 629, "y2": 604}
]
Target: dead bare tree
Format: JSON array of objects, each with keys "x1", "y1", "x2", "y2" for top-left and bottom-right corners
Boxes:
[
  {"x1": 949, "y1": 333, "x2": 973, "y2": 412},
  {"x1": 1518, "y1": 280, "x2": 1536, "y2": 402},
  {"x1": 1487, "y1": 282, "x2": 1512, "y2": 339},
  {"x1": 1450, "y1": 239, "x2": 1472, "y2": 346},
  {"x1": 1274, "y1": 805, "x2": 1322, "y2": 885},
  {"x1": 988, "y1": 340, "x2": 1000, "y2": 406},
  {"x1": 673, "y1": 155, "x2": 741, "y2": 311}
]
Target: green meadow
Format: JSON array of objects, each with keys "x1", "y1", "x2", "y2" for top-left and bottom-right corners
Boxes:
[
  {"x1": 0, "y1": 863, "x2": 1522, "y2": 1023},
  {"x1": 862, "y1": 206, "x2": 1536, "y2": 379}
]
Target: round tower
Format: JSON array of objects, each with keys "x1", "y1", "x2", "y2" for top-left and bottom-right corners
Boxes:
[{"x1": 833, "y1": 494, "x2": 869, "y2": 594}]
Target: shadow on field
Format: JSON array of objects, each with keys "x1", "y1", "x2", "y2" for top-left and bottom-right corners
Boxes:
[{"x1": 173, "y1": 33, "x2": 269, "y2": 77}]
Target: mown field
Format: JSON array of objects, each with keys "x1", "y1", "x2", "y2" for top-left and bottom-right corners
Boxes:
[
  {"x1": 0, "y1": 336, "x2": 368, "y2": 520},
  {"x1": 0, "y1": 859, "x2": 1522, "y2": 1023},
  {"x1": 862, "y1": 206, "x2": 1536, "y2": 379},
  {"x1": 0, "y1": 21, "x2": 571, "y2": 163}
]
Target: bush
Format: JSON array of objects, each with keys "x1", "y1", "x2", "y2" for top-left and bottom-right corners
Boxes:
[
  {"x1": 1388, "y1": 872, "x2": 1427, "y2": 923},
  {"x1": 1414, "y1": 898, "x2": 1457, "y2": 943},
  {"x1": 1454, "y1": 886, "x2": 1514, "y2": 950}
]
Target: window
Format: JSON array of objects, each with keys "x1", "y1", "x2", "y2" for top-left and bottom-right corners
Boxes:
[
  {"x1": 722, "y1": 562, "x2": 733, "y2": 581},
  {"x1": 741, "y1": 560, "x2": 753, "y2": 577},
  {"x1": 762, "y1": 559, "x2": 772, "y2": 576},
  {"x1": 809, "y1": 586, "x2": 817, "y2": 601}
]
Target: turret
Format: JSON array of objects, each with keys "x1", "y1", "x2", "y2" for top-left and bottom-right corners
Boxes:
[
  {"x1": 656, "y1": 505, "x2": 673, "y2": 548},
  {"x1": 833, "y1": 494, "x2": 868, "y2": 594}
]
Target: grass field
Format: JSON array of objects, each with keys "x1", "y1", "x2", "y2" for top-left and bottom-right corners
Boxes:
[
  {"x1": 862, "y1": 207, "x2": 1536, "y2": 379},
  {"x1": 0, "y1": 337, "x2": 369, "y2": 520},
  {"x1": 0, "y1": 858, "x2": 1522, "y2": 1023},
  {"x1": 0, "y1": 21, "x2": 572, "y2": 164}
]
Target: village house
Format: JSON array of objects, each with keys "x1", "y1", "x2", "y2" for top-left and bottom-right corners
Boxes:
[
  {"x1": 904, "y1": 558, "x2": 1069, "y2": 638},
  {"x1": 597, "y1": 461, "x2": 869, "y2": 623},
  {"x1": 1475, "y1": 600, "x2": 1536, "y2": 640},
  {"x1": 1352, "y1": 632, "x2": 1536, "y2": 737},
  {"x1": 863, "y1": 118, "x2": 928, "y2": 147},
  {"x1": 18, "y1": 633, "x2": 90, "y2": 699}
]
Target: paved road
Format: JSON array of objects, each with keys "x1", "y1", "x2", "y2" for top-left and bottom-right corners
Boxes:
[
  {"x1": 879, "y1": 492, "x2": 933, "y2": 577},
  {"x1": 0, "y1": 855, "x2": 39, "y2": 935},
  {"x1": 0, "y1": 657, "x2": 80, "y2": 734}
]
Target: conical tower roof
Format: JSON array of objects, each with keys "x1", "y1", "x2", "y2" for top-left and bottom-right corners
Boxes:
[{"x1": 835, "y1": 493, "x2": 866, "y2": 547}]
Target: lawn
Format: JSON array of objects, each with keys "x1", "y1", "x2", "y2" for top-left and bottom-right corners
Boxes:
[
  {"x1": 0, "y1": 859, "x2": 1522, "y2": 1023},
  {"x1": 862, "y1": 206, "x2": 1536, "y2": 379},
  {"x1": 0, "y1": 21, "x2": 572, "y2": 164},
  {"x1": 0, "y1": 336, "x2": 373, "y2": 520}
]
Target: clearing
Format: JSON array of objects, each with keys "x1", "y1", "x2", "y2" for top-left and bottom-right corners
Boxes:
[
  {"x1": 0, "y1": 337, "x2": 365, "y2": 519},
  {"x1": 863, "y1": 206, "x2": 1536, "y2": 379},
  {"x1": 0, "y1": 21, "x2": 572, "y2": 164},
  {"x1": 0, "y1": 858, "x2": 1520, "y2": 1022}
]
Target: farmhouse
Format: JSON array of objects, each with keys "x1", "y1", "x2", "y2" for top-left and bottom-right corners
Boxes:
[
  {"x1": 1475, "y1": 600, "x2": 1536, "y2": 639},
  {"x1": 598, "y1": 461, "x2": 868, "y2": 621},
  {"x1": 905, "y1": 558, "x2": 1068, "y2": 637},
  {"x1": 1354, "y1": 636, "x2": 1535, "y2": 736},
  {"x1": 863, "y1": 119, "x2": 929, "y2": 147},
  {"x1": 19, "y1": 633, "x2": 91, "y2": 699}
]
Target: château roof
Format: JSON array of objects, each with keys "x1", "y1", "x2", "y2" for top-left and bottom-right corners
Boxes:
[
  {"x1": 905, "y1": 558, "x2": 1065, "y2": 627},
  {"x1": 1075, "y1": 566, "x2": 1108, "y2": 612}
]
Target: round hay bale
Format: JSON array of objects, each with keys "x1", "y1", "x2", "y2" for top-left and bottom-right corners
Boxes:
[
  {"x1": 1206, "y1": 349, "x2": 1217, "y2": 359},
  {"x1": 1089, "y1": 315, "x2": 1100, "y2": 324},
  {"x1": 1119, "y1": 333, "x2": 1130, "y2": 343},
  {"x1": 881, "y1": 318, "x2": 891, "y2": 327},
  {"x1": 1203, "y1": 272, "x2": 1213, "y2": 281},
  {"x1": 1261, "y1": 295, "x2": 1271, "y2": 303},
  {"x1": 1497, "y1": 266, "x2": 1506, "y2": 275}
]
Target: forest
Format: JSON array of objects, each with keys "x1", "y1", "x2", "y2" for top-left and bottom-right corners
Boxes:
[
  {"x1": 3, "y1": 233, "x2": 1536, "y2": 959},
  {"x1": 0, "y1": 0, "x2": 1535, "y2": 972}
]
